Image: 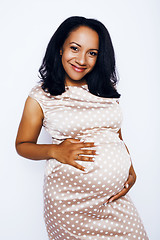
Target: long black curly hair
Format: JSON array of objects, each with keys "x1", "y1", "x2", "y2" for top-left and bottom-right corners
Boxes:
[{"x1": 39, "y1": 16, "x2": 121, "y2": 98}]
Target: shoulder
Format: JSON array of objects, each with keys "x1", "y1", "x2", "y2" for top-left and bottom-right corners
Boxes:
[
  {"x1": 28, "y1": 83, "x2": 50, "y2": 115},
  {"x1": 29, "y1": 83, "x2": 45, "y2": 99},
  {"x1": 28, "y1": 83, "x2": 53, "y2": 101}
]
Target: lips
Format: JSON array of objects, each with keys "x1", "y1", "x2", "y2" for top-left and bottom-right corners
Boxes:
[{"x1": 70, "y1": 64, "x2": 86, "y2": 72}]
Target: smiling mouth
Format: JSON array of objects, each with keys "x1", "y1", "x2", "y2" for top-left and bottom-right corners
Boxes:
[{"x1": 70, "y1": 64, "x2": 86, "y2": 72}]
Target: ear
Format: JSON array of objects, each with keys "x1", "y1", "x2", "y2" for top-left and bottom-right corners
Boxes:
[{"x1": 60, "y1": 49, "x2": 63, "y2": 56}]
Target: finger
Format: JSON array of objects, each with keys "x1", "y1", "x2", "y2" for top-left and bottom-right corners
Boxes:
[
  {"x1": 129, "y1": 165, "x2": 137, "y2": 182},
  {"x1": 78, "y1": 149, "x2": 97, "y2": 155},
  {"x1": 125, "y1": 175, "x2": 135, "y2": 187},
  {"x1": 77, "y1": 155, "x2": 95, "y2": 162},
  {"x1": 70, "y1": 142, "x2": 96, "y2": 150},
  {"x1": 66, "y1": 139, "x2": 96, "y2": 148},
  {"x1": 68, "y1": 138, "x2": 96, "y2": 147},
  {"x1": 106, "y1": 188, "x2": 128, "y2": 203},
  {"x1": 67, "y1": 138, "x2": 82, "y2": 143},
  {"x1": 129, "y1": 164, "x2": 136, "y2": 176},
  {"x1": 69, "y1": 161, "x2": 86, "y2": 172},
  {"x1": 82, "y1": 142, "x2": 96, "y2": 148},
  {"x1": 124, "y1": 182, "x2": 130, "y2": 189}
]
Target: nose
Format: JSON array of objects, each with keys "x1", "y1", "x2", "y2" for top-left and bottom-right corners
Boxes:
[{"x1": 75, "y1": 52, "x2": 86, "y2": 66}]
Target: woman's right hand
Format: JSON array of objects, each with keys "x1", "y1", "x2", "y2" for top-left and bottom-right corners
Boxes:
[{"x1": 53, "y1": 138, "x2": 97, "y2": 172}]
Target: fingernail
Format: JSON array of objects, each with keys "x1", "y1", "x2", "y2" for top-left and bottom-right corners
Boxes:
[
  {"x1": 125, "y1": 184, "x2": 129, "y2": 189},
  {"x1": 83, "y1": 168, "x2": 88, "y2": 173},
  {"x1": 96, "y1": 151, "x2": 99, "y2": 154},
  {"x1": 103, "y1": 202, "x2": 108, "y2": 206},
  {"x1": 108, "y1": 200, "x2": 112, "y2": 203},
  {"x1": 92, "y1": 158, "x2": 95, "y2": 161}
]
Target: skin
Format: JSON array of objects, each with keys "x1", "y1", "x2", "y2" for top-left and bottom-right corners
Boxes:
[
  {"x1": 106, "y1": 129, "x2": 136, "y2": 204},
  {"x1": 15, "y1": 26, "x2": 136, "y2": 204},
  {"x1": 60, "y1": 26, "x2": 99, "y2": 86}
]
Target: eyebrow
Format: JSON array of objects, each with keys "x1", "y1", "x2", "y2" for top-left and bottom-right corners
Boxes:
[{"x1": 69, "y1": 42, "x2": 99, "y2": 51}]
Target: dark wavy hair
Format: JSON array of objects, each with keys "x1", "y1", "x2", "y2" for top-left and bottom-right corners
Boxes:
[{"x1": 39, "y1": 16, "x2": 121, "y2": 98}]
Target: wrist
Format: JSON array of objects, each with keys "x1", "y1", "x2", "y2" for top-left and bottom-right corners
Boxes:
[{"x1": 47, "y1": 143, "x2": 60, "y2": 160}]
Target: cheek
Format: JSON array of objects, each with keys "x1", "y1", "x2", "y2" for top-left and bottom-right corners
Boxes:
[
  {"x1": 88, "y1": 58, "x2": 97, "y2": 69},
  {"x1": 61, "y1": 52, "x2": 73, "y2": 70},
  {"x1": 62, "y1": 50, "x2": 73, "y2": 62}
]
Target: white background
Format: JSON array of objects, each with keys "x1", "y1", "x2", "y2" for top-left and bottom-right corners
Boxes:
[{"x1": 0, "y1": 0, "x2": 159, "y2": 239}]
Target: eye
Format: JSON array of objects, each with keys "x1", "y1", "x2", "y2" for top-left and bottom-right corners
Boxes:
[
  {"x1": 89, "y1": 51, "x2": 98, "y2": 57},
  {"x1": 70, "y1": 46, "x2": 78, "y2": 51}
]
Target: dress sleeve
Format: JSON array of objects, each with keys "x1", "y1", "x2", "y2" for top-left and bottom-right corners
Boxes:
[{"x1": 28, "y1": 84, "x2": 46, "y2": 115}]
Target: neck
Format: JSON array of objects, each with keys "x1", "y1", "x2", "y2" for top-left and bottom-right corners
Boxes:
[{"x1": 65, "y1": 78, "x2": 87, "y2": 87}]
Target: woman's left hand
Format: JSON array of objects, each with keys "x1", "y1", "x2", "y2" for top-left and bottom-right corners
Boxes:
[{"x1": 105, "y1": 163, "x2": 137, "y2": 204}]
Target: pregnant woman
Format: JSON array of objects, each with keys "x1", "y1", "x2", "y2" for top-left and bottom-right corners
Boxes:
[{"x1": 15, "y1": 16, "x2": 148, "y2": 239}]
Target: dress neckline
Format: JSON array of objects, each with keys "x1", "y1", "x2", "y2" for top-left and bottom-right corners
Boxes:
[
  {"x1": 65, "y1": 84, "x2": 88, "y2": 90},
  {"x1": 64, "y1": 84, "x2": 119, "y2": 101}
]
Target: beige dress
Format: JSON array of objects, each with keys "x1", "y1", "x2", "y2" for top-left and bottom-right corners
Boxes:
[{"x1": 29, "y1": 84, "x2": 148, "y2": 240}]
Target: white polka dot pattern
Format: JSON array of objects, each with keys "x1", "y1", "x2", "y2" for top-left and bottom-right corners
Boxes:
[{"x1": 29, "y1": 84, "x2": 148, "y2": 239}]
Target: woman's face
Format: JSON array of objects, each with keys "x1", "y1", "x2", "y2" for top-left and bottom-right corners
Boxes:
[{"x1": 61, "y1": 26, "x2": 99, "y2": 86}]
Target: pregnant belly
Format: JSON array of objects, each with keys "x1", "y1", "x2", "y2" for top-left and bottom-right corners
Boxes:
[
  {"x1": 75, "y1": 139, "x2": 131, "y2": 198},
  {"x1": 46, "y1": 134, "x2": 131, "y2": 203}
]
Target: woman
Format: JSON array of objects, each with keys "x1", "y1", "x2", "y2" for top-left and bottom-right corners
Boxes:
[{"x1": 16, "y1": 16, "x2": 148, "y2": 239}]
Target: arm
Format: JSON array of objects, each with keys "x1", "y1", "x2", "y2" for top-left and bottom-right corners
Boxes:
[
  {"x1": 118, "y1": 128, "x2": 131, "y2": 156},
  {"x1": 118, "y1": 128, "x2": 137, "y2": 184},
  {"x1": 15, "y1": 96, "x2": 96, "y2": 171},
  {"x1": 15, "y1": 96, "x2": 58, "y2": 160}
]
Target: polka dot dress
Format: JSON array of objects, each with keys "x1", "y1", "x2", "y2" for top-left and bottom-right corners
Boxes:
[{"x1": 29, "y1": 84, "x2": 148, "y2": 240}]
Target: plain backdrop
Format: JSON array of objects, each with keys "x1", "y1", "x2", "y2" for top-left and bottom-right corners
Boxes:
[{"x1": 0, "y1": 0, "x2": 159, "y2": 239}]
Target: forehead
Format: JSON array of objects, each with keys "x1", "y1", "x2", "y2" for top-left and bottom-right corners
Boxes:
[{"x1": 64, "y1": 26, "x2": 99, "y2": 49}]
